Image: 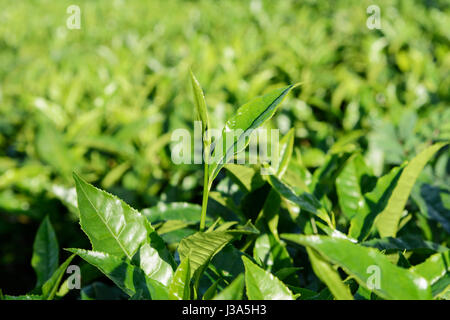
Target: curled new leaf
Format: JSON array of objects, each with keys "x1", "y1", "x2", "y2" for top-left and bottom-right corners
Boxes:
[{"x1": 208, "y1": 85, "x2": 298, "y2": 186}]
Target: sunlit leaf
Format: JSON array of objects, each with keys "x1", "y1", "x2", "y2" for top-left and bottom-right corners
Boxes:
[
  {"x1": 306, "y1": 248, "x2": 353, "y2": 300},
  {"x1": 336, "y1": 154, "x2": 374, "y2": 219},
  {"x1": 73, "y1": 173, "x2": 174, "y2": 285},
  {"x1": 208, "y1": 85, "x2": 297, "y2": 185},
  {"x1": 67, "y1": 248, "x2": 168, "y2": 300},
  {"x1": 375, "y1": 143, "x2": 448, "y2": 237},
  {"x1": 242, "y1": 256, "x2": 295, "y2": 300},
  {"x1": 169, "y1": 257, "x2": 191, "y2": 300},
  {"x1": 282, "y1": 234, "x2": 432, "y2": 300},
  {"x1": 213, "y1": 274, "x2": 245, "y2": 300}
]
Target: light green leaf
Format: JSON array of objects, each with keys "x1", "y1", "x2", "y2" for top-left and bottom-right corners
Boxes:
[
  {"x1": 282, "y1": 234, "x2": 432, "y2": 300},
  {"x1": 67, "y1": 248, "x2": 168, "y2": 300},
  {"x1": 73, "y1": 172, "x2": 174, "y2": 285},
  {"x1": 142, "y1": 202, "x2": 205, "y2": 224},
  {"x1": 329, "y1": 130, "x2": 365, "y2": 154},
  {"x1": 410, "y1": 251, "x2": 450, "y2": 286},
  {"x1": 31, "y1": 216, "x2": 59, "y2": 288},
  {"x1": 75, "y1": 135, "x2": 135, "y2": 158},
  {"x1": 310, "y1": 152, "x2": 352, "y2": 200},
  {"x1": 36, "y1": 121, "x2": 78, "y2": 178},
  {"x1": 169, "y1": 257, "x2": 191, "y2": 300},
  {"x1": 190, "y1": 70, "x2": 209, "y2": 140},
  {"x1": 225, "y1": 164, "x2": 264, "y2": 193},
  {"x1": 202, "y1": 280, "x2": 219, "y2": 300},
  {"x1": 73, "y1": 172, "x2": 150, "y2": 259},
  {"x1": 362, "y1": 237, "x2": 448, "y2": 253},
  {"x1": 275, "y1": 128, "x2": 295, "y2": 178},
  {"x1": 227, "y1": 220, "x2": 260, "y2": 235},
  {"x1": 306, "y1": 248, "x2": 353, "y2": 300},
  {"x1": 348, "y1": 165, "x2": 404, "y2": 240},
  {"x1": 51, "y1": 185, "x2": 78, "y2": 215},
  {"x1": 242, "y1": 256, "x2": 295, "y2": 300},
  {"x1": 283, "y1": 151, "x2": 312, "y2": 192},
  {"x1": 336, "y1": 154, "x2": 373, "y2": 219},
  {"x1": 267, "y1": 175, "x2": 331, "y2": 226},
  {"x1": 101, "y1": 161, "x2": 131, "y2": 189},
  {"x1": 42, "y1": 254, "x2": 75, "y2": 300},
  {"x1": 178, "y1": 231, "x2": 235, "y2": 279},
  {"x1": 208, "y1": 85, "x2": 297, "y2": 185},
  {"x1": 132, "y1": 242, "x2": 173, "y2": 286},
  {"x1": 375, "y1": 142, "x2": 448, "y2": 237},
  {"x1": 253, "y1": 233, "x2": 293, "y2": 273},
  {"x1": 213, "y1": 274, "x2": 245, "y2": 300},
  {"x1": 432, "y1": 274, "x2": 450, "y2": 299}
]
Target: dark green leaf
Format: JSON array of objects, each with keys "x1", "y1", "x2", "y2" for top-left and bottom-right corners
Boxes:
[
  {"x1": 80, "y1": 282, "x2": 127, "y2": 300},
  {"x1": 31, "y1": 216, "x2": 59, "y2": 288},
  {"x1": 42, "y1": 254, "x2": 75, "y2": 300}
]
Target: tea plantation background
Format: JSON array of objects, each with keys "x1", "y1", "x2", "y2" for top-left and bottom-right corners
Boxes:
[{"x1": 0, "y1": 0, "x2": 449, "y2": 298}]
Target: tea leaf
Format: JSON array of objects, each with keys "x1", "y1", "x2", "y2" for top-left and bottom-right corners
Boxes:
[
  {"x1": 42, "y1": 254, "x2": 75, "y2": 300},
  {"x1": 208, "y1": 85, "x2": 297, "y2": 185},
  {"x1": 31, "y1": 216, "x2": 59, "y2": 288},
  {"x1": 73, "y1": 173, "x2": 174, "y2": 285},
  {"x1": 282, "y1": 234, "x2": 432, "y2": 300},
  {"x1": 242, "y1": 256, "x2": 295, "y2": 300},
  {"x1": 213, "y1": 274, "x2": 245, "y2": 300},
  {"x1": 375, "y1": 143, "x2": 448, "y2": 237},
  {"x1": 178, "y1": 231, "x2": 235, "y2": 279},
  {"x1": 306, "y1": 248, "x2": 353, "y2": 300},
  {"x1": 67, "y1": 249, "x2": 169, "y2": 300},
  {"x1": 168, "y1": 257, "x2": 191, "y2": 300}
]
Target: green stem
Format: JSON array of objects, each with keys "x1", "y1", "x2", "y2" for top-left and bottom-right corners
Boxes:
[{"x1": 200, "y1": 150, "x2": 210, "y2": 232}]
